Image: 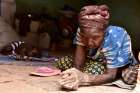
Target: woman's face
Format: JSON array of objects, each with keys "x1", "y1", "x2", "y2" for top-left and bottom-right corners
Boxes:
[{"x1": 81, "y1": 29, "x2": 104, "y2": 48}]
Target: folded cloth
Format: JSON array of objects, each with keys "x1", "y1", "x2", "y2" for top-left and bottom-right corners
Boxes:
[
  {"x1": 30, "y1": 67, "x2": 61, "y2": 77},
  {"x1": 104, "y1": 79, "x2": 135, "y2": 90}
]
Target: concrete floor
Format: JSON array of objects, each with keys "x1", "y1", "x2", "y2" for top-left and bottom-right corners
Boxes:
[{"x1": 0, "y1": 60, "x2": 133, "y2": 93}]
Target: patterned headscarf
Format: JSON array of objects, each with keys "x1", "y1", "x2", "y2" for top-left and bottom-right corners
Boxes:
[{"x1": 79, "y1": 5, "x2": 110, "y2": 32}]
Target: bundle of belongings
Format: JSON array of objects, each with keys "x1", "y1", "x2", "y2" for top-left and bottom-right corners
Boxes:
[
  {"x1": 0, "y1": 41, "x2": 58, "y2": 62},
  {"x1": 0, "y1": 41, "x2": 41, "y2": 60}
]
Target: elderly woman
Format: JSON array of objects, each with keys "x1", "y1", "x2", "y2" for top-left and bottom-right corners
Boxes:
[{"x1": 57, "y1": 4, "x2": 138, "y2": 90}]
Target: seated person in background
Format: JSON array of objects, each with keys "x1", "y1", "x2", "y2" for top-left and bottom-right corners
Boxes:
[
  {"x1": 57, "y1": 4, "x2": 138, "y2": 90},
  {"x1": 38, "y1": 16, "x2": 61, "y2": 51},
  {"x1": 0, "y1": 41, "x2": 41, "y2": 60}
]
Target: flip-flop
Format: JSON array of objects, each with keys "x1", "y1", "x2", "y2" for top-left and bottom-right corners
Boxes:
[{"x1": 30, "y1": 67, "x2": 61, "y2": 77}]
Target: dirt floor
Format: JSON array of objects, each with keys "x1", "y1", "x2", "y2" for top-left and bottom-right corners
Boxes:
[{"x1": 0, "y1": 59, "x2": 134, "y2": 93}]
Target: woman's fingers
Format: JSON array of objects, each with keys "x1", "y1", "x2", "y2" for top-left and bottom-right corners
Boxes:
[
  {"x1": 61, "y1": 68, "x2": 77, "y2": 79},
  {"x1": 62, "y1": 82, "x2": 79, "y2": 90},
  {"x1": 58, "y1": 68, "x2": 82, "y2": 90},
  {"x1": 62, "y1": 68, "x2": 75, "y2": 74},
  {"x1": 59, "y1": 75, "x2": 76, "y2": 85},
  {"x1": 62, "y1": 83, "x2": 73, "y2": 89},
  {"x1": 62, "y1": 73, "x2": 70, "y2": 79}
]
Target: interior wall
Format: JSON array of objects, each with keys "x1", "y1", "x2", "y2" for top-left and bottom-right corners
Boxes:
[{"x1": 15, "y1": 0, "x2": 90, "y2": 16}]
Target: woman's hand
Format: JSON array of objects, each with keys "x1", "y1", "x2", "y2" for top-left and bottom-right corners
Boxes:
[{"x1": 58, "y1": 68, "x2": 89, "y2": 90}]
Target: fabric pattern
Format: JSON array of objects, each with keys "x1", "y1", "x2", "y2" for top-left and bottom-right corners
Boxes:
[
  {"x1": 56, "y1": 56, "x2": 73, "y2": 71},
  {"x1": 56, "y1": 49, "x2": 106, "y2": 75},
  {"x1": 0, "y1": 41, "x2": 25, "y2": 55},
  {"x1": 83, "y1": 50, "x2": 106, "y2": 74},
  {"x1": 78, "y1": 5, "x2": 110, "y2": 32}
]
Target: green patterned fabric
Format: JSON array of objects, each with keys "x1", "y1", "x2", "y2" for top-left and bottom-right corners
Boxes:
[
  {"x1": 56, "y1": 50, "x2": 107, "y2": 75},
  {"x1": 83, "y1": 58, "x2": 106, "y2": 75},
  {"x1": 56, "y1": 55, "x2": 73, "y2": 71}
]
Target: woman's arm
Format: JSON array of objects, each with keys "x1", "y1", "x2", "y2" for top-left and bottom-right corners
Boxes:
[
  {"x1": 74, "y1": 45, "x2": 118, "y2": 85},
  {"x1": 84, "y1": 68, "x2": 118, "y2": 85},
  {"x1": 74, "y1": 45, "x2": 86, "y2": 70},
  {"x1": 59, "y1": 67, "x2": 118, "y2": 90}
]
